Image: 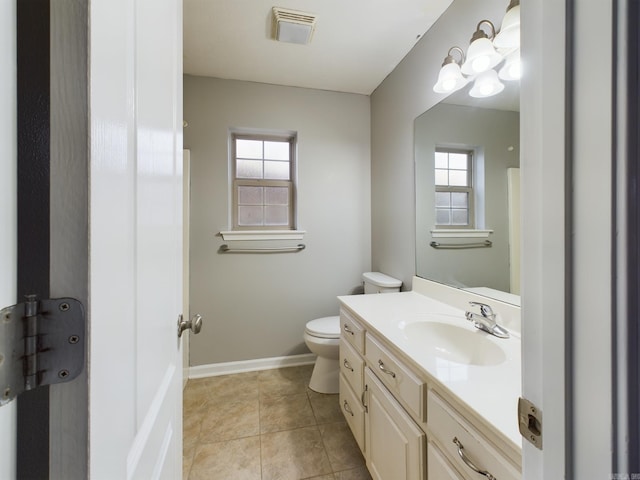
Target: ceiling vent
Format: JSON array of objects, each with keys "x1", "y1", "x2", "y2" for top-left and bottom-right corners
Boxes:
[{"x1": 272, "y1": 7, "x2": 317, "y2": 45}]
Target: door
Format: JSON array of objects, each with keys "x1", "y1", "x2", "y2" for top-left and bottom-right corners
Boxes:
[
  {"x1": 88, "y1": 0, "x2": 184, "y2": 478},
  {"x1": 0, "y1": 0, "x2": 17, "y2": 477},
  {"x1": 183, "y1": 150, "x2": 191, "y2": 388}
]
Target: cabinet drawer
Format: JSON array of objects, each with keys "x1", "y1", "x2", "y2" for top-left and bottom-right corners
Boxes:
[
  {"x1": 340, "y1": 338, "x2": 364, "y2": 393},
  {"x1": 427, "y1": 390, "x2": 520, "y2": 480},
  {"x1": 365, "y1": 334, "x2": 426, "y2": 422},
  {"x1": 339, "y1": 373, "x2": 365, "y2": 453},
  {"x1": 427, "y1": 442, "x2": 465, "y2": 480},
  {"x1": 340, "y1": 309, "x2": 365, "y2": 354}
]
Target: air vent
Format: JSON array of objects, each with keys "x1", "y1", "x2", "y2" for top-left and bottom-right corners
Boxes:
[{"x1": 272, "y1": 7, "x2": 317, "y2": 45}]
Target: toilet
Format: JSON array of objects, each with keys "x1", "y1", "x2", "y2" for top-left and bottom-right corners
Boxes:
[{"x1": 304, "y1": 272, "x2": 402, "y2": 393}]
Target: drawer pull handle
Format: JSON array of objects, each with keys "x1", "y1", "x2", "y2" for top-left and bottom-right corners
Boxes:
[
  {"x1": 343, "y1": 324, "x2": 355, "y2": 335},
  {"x1": 452, "y1": 437, "x2": 497, "y2": 480},
  {"x1": 343, "y1": 400, "x2": 354, "y2": 416},
  {"x1": 378, "y1": 359, "x2": 396, "y2": 378},
  {"x1": 343, "y1": 358, "x2": 354, "y2": 372},
  {"x1": 361, "y1": 384, "x2": 368, "y2": 413}
]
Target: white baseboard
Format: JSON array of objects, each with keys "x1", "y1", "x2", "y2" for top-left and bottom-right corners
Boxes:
[{"x1": 188, "y1": 353, "x2": 317, "y2": 379}]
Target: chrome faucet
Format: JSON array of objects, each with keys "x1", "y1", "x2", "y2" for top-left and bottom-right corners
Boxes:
[{"x1": 465, "y1": 301, "x2": 510, "y2": 338}]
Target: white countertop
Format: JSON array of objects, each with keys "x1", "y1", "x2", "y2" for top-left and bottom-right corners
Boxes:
[{"x1": 338, "y1": 289, "x2": 522, "y2": 454}]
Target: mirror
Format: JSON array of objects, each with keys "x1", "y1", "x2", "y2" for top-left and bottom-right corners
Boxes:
[{"x1": 414, "y1": 80, "x2": 520, "y2": 305}]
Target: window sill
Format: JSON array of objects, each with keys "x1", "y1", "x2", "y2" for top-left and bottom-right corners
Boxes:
[
  {"x1": 430, "y1": 229, "x2": 493, "y2": 239},
  {"x1": 219, "y1": 230, "x2": 306, "y2": 241}
]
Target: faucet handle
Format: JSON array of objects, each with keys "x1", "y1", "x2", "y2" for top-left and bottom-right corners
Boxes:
[{"x1": 468, "y1": 301, "x2": 495, "y2": 318}]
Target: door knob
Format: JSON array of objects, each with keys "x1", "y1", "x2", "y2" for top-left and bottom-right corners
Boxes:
[{"x1": 178, "y1": 314, "x2": 202, "y2": 337}]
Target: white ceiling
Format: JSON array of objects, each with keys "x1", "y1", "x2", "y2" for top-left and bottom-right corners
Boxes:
[{"x1": 183, "y1": 0, "x2": 454, "y2": 95}]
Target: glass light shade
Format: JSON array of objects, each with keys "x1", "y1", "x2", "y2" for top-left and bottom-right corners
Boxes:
[
  {"x1": 493, "y1": 5, "x2": 521, "y2": 49},
  {"x1": 469, "y1": 69, "x2": 505, "y2": 98},
  {"x1": 498, "y1": 51, "x2": 521, "y2": 81},
  {"x1": 433, "y1": 62, "x2": 468, "y2": 94},
  {"x1": 461, "y1": 37, "x2": 503, "y2": 75}
]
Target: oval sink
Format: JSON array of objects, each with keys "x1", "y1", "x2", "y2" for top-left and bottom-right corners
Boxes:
[{"x1": 402, "y1": 321, "x2": 507, "y2": 366}]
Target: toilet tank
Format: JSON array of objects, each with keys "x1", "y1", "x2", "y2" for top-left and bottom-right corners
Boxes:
[{"x1": 362, "y1": 272, "x2": 402, "y2": 294}]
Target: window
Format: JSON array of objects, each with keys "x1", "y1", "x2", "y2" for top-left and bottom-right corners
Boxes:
[
  {"x1": 434, "y1": 148, "x2": 474, "y2": 228},
  {"x1": 231, "y1": 132, "x2": 296, "y2": 230}
]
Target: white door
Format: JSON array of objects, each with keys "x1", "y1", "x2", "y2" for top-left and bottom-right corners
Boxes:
[
  {"x1": 0, "y1": 0, "x2": 17, "y2": 477},
  {"x1": 183, "y1": 150, "x2": 191, "y2": 388},
  {"x1": 88, "y1": 0, "x2": 184, "y2": 478}
]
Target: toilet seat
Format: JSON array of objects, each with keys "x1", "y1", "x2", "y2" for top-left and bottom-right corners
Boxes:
[{"x1": 305, "y1": 316, "x2": 340, "y2": 339}]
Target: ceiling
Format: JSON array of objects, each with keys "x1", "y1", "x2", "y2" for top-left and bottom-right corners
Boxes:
[{"x1": 183, "y1": 0, "x2": 454, "y2": 95}]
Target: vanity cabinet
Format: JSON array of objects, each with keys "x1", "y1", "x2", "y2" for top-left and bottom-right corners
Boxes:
[{"x1": 339, "y1": 305, "x2": 521, "y2": 480}]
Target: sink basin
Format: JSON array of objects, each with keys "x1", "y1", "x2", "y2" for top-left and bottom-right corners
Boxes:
[{"x1": 402, "y1": 321, "x2": 507, "y2": 366}]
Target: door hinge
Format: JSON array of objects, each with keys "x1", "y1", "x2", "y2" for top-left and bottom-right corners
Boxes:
[
  {"x1": 0, "y1": 295, "x2": 85, "y2": 406},
  {"x1": 518, "y1": 396, "x2": 543, "y2": 449}
]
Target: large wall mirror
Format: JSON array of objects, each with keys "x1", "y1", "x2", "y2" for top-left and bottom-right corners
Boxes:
[{"x1": 415, "y1": 79, "x2": 520, "y2": 305}]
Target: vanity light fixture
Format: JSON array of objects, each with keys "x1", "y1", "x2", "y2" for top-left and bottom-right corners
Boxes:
[
  {"x1": 493, "y1": 0, "x2": 521, "y2": 49},
  {"x1": 433, "y1": 46, "x2": 469, "y2": 94},
  {"x1": 469, "y1": 69, "x2": 505, "y2": 98},
  {"x1": 433, "y1": 1, "x2": 521, "y2": 99},
  {"x1": 460, "y1": 20, "x2": 503, "y2": 76}
]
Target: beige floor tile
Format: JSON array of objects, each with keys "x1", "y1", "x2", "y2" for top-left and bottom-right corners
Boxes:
[
  {"x1": 183, "y1": 383, "x2": 210, "y2": 415},
  {"x1": 319, "y1": 422, "x2": 366, "y2": 472},
  {"x1": 307, "y1": 391, "x2": 343, "y2": 425},
  {"x1": 183, "y1": 410, "x2": 203, "y2": 452},
  {"x1": 258, "y1": 365, "x2": 314, "y2": 397},
  {"x1": 261, "y1": 426, "x2": 332, "y2": 480},
  {"x1": 207, "y1": 371, "x2": 260, "y2": 402},
  {"x1": 260, "y1": 392, "x2": 316, "y2": 433},
  {"x1": 183, "y1": 451, "x2": 193, "y2": 480},
  {"x1": 302, "y1": 475, "x2": 336, "y2": 480},
  {"x1": 333, "y1": 466, "x2": 372, "y2": 480},
  {"x1": 189, "y1": 436, "x2": 261, "y2": 480},
  {"x1": 199, "y1": 397, "x2": 260, "y2": 443}
]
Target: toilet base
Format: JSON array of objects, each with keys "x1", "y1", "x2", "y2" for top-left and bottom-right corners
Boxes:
[{"x1": 308, "y1": 356, "x2": 339, "y2": 394}]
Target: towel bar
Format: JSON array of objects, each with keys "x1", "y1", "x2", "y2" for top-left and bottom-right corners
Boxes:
[
  {"x1": 220, "y1": 244, "x2": 306, "y2": 253},
  {"x1": 430, "y1": 240, "x2": 492, "y2": 249}
]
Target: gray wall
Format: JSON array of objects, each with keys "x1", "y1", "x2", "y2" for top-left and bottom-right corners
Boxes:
[
  {"x1": 184, "y1": 76, "x2": 371, "y2": 366},
  {"x1": 415, "y1": 103, "x2": 519, "y2": 291},
  {"x1": 370, "y1": 0, "x2": 507, "y2": 289}
]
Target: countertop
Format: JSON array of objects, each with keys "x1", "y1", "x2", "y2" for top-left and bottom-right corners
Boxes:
[{"x1": 338, "y1": 289, "x2": 522, "y2": 455}]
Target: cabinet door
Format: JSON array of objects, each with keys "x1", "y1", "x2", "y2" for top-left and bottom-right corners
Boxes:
[{"x1": 365, "y1": 368, "x2": 426, "y2": 480}]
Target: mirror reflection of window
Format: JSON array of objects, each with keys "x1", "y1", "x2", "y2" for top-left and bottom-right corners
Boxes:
[{"x1": 434, "y1": 148, "x2": 474, "y2": 228}]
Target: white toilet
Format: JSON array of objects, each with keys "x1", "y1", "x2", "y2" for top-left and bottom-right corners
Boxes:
[{"x1": 304, "y1": 272, "x2": 402, "y2": 393}]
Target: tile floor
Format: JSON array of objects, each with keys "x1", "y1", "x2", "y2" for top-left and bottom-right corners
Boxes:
[{"x1": 183, "y1": 364, "x2": 373, "y2": 480}]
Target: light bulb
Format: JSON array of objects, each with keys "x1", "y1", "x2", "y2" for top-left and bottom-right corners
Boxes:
[
  {"x1": 469, "y1": 69, "x2": 504, "y2": 98},
  {"x1": 471, "y1": 55, "x2": 491, "y2": 73},
  {"x1": 442, "y1": 78, "x2": 456, "y2": 92}
]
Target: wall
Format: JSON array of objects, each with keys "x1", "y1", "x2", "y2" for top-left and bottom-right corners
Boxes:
[
  {"x1": 184, "y1": 76, "x2": 371, "y2": 366},
  {"x1": 370, "y1": 0, "x2": 507, "y2": 289},
  {"x1": 415, "y1": 103, "x2": 519, "y2": 292}
]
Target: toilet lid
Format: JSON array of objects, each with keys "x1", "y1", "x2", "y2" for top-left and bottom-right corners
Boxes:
[{"x1": 305, "y1": 316, "x2": 340, "y2": 339}]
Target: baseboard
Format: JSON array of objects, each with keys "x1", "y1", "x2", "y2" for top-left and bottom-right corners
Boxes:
[{"x1": 188, "y1": 353, "x2": 317, "y2": 379}]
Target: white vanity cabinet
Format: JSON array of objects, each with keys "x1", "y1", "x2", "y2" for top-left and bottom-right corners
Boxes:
[{"x1": 338, "y1": 304, "x2": 521, "y2": 480}]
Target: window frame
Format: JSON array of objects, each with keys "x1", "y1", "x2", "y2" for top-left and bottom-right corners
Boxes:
[
  {"x1": 230, "y1": 132, "x2": 297, "y2": 231},
  {"x1": 434, "y1": 147, "x2": 475, "y2": 229}
]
